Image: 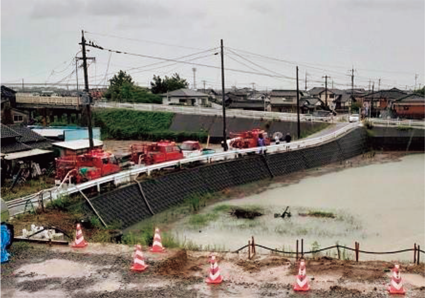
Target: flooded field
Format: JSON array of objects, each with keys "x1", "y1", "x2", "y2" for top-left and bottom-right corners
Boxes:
[{"x1": 171, "y1": 154, "x2": 425, "y2": 260}]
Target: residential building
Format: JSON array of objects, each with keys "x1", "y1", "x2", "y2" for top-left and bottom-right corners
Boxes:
[
  {"x1": 299, "y1": 96, "x2": 324, "y2": 114},
  {"x1": 269, "y1": 90, "x2": 304, "y2": 112},
  {"x1": 391, "y1": 93, "x2": 425, "y2": 119},
  {"x1": 1, "y1": 85, "x2": 29, "y2": 124},
  {"x1": 162, "y1": 89, "x2": 209, "y2": 106},
  {"x1": 362, "y1": 88, "x2": 407, "y2": 117}
]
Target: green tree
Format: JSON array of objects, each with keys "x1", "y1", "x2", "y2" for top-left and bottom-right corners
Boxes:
[
  {"x1": 150, "y1": 73, "x2": 189, "y2": 94},
  {"x1": 105, "y1": 70, "x2": 161, "y2": 104},
  {"x1": 414, "y1": 86, "x2": 424, "y2": 96}
]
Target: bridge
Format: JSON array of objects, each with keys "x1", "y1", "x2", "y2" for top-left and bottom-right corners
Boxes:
[{"x1": 6, "y1": 122, "x2": 359, "y2": 216}]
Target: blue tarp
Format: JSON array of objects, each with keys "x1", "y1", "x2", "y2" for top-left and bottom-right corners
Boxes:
[{"x1": 1, "y1": 224, "x2": 11, "y2": 263}]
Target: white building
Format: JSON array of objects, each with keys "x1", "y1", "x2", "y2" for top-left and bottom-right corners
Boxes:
[{"x1": 162, "y1": 89, "x2": 209, "y2": 106}]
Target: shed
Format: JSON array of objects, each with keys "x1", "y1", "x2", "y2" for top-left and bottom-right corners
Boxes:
[{"x1": 52, "y1": 139, "x2": 103, "y2": 157}]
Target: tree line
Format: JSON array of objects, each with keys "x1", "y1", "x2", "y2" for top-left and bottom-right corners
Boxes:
[{"x1": 104, "y1": 71, "x2": 188, "y2": 104}]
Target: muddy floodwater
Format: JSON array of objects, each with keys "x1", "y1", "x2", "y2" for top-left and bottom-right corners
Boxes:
[{"x1": 172, "y1": 154, "x2": 425, "y2": 260}]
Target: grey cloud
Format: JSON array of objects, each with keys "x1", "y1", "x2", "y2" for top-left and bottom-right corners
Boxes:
[
  {"x1": 245, "y1": 1, "x2": 275, "y2": 14},
  {"x1": 344, "y1": 0, "x2": 423, "y2": 11},
  {"x1": 30, "y1": 0, "x2": 170, "y2": 19}
]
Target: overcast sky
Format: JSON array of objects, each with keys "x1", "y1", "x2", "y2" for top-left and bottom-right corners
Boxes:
[{"x1": 1, "y1": 0, "x2": 424, "y2": 91}]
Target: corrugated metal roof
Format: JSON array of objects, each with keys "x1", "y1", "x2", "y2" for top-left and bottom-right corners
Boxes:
[
  {"x1": 52, "y1": 139, "x2": 103, "y2": 150},
  {"x1": 4, "y1": 149, "x2": 52, "y2": 160}
]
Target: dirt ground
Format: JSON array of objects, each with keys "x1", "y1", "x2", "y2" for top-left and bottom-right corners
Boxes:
[
  {"x1": 1, "y1": 243, "x2": 424, "y2": 298},
  {"x1": 103, "y1": 140, "x2": 221, "y2": 155}
]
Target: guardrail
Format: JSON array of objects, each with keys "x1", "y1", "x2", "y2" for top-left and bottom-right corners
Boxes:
[
  {"x1": 16, "y1": 95, "x2": 81, "y2": 106},
  {"x1": 367, "y1": 118, "x2": 425, "y2": 129},
  {"x1": 6, "y1": 123, "x2": 359, "y2": 216},
  {"x1": 94, "y1": 101, "x2": 341, "y2": 123}
]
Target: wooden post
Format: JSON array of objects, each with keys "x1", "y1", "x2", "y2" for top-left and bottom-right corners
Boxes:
[
  {"x1": 418, "y1": 245, "x2": 420, "y2": 265},
  {"x1": 301, "y1": 239, "x2": 304, "y2": 258},
  {"x1": 248, "y1": 240, "x2": 251, "y2": 260},
  {"x1": 296, "y1": 240, "x2": 299, "y2": 261},
  {"x1": 414, "y1": 243, "x2": 417, "y2": 264},
  {"x1": 355, "y1": 242, "x2": 359, "y2": 262},
  {"x1": 206, "y1": 135, "x2": 210, "y2": 148},
  {"x1": 252, "y1": 236, "x2": 255, "y2": 255},
  {"x1": 337, "y1": 244, "x2": 341, "y2": 260}
]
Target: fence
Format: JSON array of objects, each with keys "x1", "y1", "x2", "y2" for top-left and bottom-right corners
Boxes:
[
  {"x1": 236, "y1": 237, "x2": 424, "y2": 264},
  {"x1": 5, "y1": 123, "x2": 359, "y2": 216},
  {"x1": 368, "y1": 118, "x2": 425, "y2": 129},
  {"x1": 94, "y1": 101, "x2": 339, "y2": 123}
]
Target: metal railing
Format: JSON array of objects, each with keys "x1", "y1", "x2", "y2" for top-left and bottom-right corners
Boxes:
[
  {"x1": 94, "y1": 101, "x2": 342, "y2": 123},
  {"x1": 5, "y1": 123, "x2": 359, "y2": 216},
  {"x1": 367, "y1": 118, "x2": 425, "y2": 129}
]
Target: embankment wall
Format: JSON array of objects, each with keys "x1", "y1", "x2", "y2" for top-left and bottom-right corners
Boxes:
[
  {"x1": 90, "y1": 128, "x2": 368, "y2": 229},
  {"x1": 369, "y1": 127, "x2": 425, "y2": 151}
]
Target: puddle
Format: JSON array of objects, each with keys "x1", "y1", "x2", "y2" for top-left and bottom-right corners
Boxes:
[
  {"x1": 15, "y1": 259, "x2": 111, "y2": 280},
  {"x1": 171, "y1": 155, "x2": 425, "y2": 261}
]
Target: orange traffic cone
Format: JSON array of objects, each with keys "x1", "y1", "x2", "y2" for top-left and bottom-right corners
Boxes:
[
  {"x1": 388, "y1": 264, "x2": 406, "y2": 295},
  {"x1": 131, "y1": 244, "x2": 149, "y2": 272},
  {"x1": 293, "y1": 259, "x2": 310, "y2": 292},
  {"x1": 149, "y1": 228, "x2": 165, "y2": 253},
  {"x1": 71, "y1": 223, "x2": 88, "y2": 248},
  {"x1": 206, "y1": 254, "x2": 223, "y2": 284}
]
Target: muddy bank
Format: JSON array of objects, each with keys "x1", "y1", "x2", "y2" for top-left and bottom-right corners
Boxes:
[{"x1": 1, "y1": 244, "x2": 424, "y2": 298}]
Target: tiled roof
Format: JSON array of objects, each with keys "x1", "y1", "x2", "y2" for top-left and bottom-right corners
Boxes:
[
  {"x1": 270, "y1": 90, "x2": 303, "y2": 97},
  {"x1": 8, "y1": 124, "x2": 46, "y2": 143},
  {"x1": 1, "y1": 85, "x2": 17, "y2": 98},
  {"x1": 363, "y1": 88, "x2": 407, "y2": 100},
  {"x1": 161, "y1": 89, "x2": 208, "y2": 97},
  {"x1": 0, "y1": 123, "x2": 21, "y2": 139},
  {"x1": 393, "y1": 93, "x2": 425, "y2": 103},
  {"x1": 1, "y1": 142, "x2": 32, "y2": 154}
]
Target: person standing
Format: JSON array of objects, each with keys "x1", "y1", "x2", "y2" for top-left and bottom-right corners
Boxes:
[
  {"x1": 257, "y1": 133, "x2": 265, "y2": 154},
  {"x1": 274, "y1": 134, "x2": 280, "y2": 145},
  {"x1": 284, "y1": 133, "x2": 292, "y2": 143}
]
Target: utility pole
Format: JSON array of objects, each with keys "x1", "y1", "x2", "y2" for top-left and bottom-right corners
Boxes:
[
  {"x1": 22, "y1": 79, "x2": 24, "y2": 92},
  {"x1": 378, "y1": 78, "x2": 381, "y2": 91},
  {"x1": 296, "y1": 66, "x2": 301, "y2": 139},
  {"x1": 304, "y1": 72, "x2": 308, "y2": 91},
  {"x1": 202, "y1": 80, "x2": 206, "y2": 91},
  {"x1": 220, "y1": 39, "x2": 227, "y2": 151},
  {"x1": 415, "y1": 74, "x2": 418, "y2": 90},
  {"x1": 331, "y1": 80, "x2": 334, "y2": 89},
  {"x1": 350, "y1": 68, "x2": 355, "y2": 115},
  {"x1": 322, "y1": 75, "x2": 330, "y2": 107},
  {"x1": 75, "y1": 58, "x2": 79, "y2": 93},
  {"x1": 80, "y1": 30, "x2": 94, "y2": 150},
  {"x1": 370, "y1": 82, "x2": 374, "y2": 118},
  {"x1": 192, "y1": 67, "x2": 197, "y2": 90}
]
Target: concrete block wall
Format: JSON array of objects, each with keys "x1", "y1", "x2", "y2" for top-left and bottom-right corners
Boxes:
[{"x1": 90, "y1": 128, "x2": 368, "y2": 229}]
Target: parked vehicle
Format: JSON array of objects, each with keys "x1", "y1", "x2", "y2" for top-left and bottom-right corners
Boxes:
[
  {"x1": 349, "y1": 114, "x2": 360, "y2": 122},
  {"x1": 180, "y1": 141, "x2": 215, "y2": 158},
  {"x1": 130, "y1": 141, "x2": 184, "y2": 165},
  {"x1": 229, "y1": 129, "x2": 271, "y2": 149},
  {"x1": 55, "y1": 149, "x2": 121, "y2": 184}
]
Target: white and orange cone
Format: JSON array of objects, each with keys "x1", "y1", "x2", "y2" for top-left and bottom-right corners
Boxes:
[
  {"x1": 71, "y1": 223, "x2": 88, "y2": 248},
  {"x1": 131, "y1": 244, "x2": 149, "y2": 272},
  {"x1": 388, "y1": 264, "x2": 406, "y2": 295},
  {"x1": 206, "y1": 254, "x2": 223, "y2": 284},
  {"x1": 293, "y1": 259, "x2": 310, "y2": 292},
  {"x1": 149, "y1": 228, "x2": 165, "y2": 253}
]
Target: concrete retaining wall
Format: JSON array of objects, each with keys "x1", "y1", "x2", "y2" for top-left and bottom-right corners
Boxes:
[
  {"x1": 169, "y1": 114, "x2": 325, "y2": 141},
  {"x1": 89, "y1": 128, "x2": 368, "y2": 229},
  {"x1": 369, "y1": 127, "x2": 425, "y2": 151}
]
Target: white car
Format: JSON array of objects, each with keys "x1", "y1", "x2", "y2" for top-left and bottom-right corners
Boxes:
[{"x1": 349, "y1": 114, "x2": 360, "y2": 122}]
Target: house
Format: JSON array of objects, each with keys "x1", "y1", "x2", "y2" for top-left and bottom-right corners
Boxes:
[
  {"x1": 1, "y1": 123, "x2": 53, "y2": 178},
  {"x1": 1, "y1": 86, "x2": 30, "y2": 124},
  {"x1": 52, "y1": 139, "x2": 103, "y2": 157},
  {"x1": 308, "y1": 87, "x2": 367, "y2": 113},
  {"x1": 300, "y1": 96, "x2": 324, "y2": 114},
  {"x1": 269, "y1": 90, "x2": 304, "y2": 113},
  {"x1": 162, "y1": 89, "x2": 209, "y2": 106},
  {"x1": 391, "y1": 93, "x2": 425, "y2": 119},
  {"x1": 361, "y1": 88, "x2": 407, "y2": 117}
]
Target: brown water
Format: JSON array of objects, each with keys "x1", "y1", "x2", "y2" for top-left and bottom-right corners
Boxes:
[{"x1": 173, "y1": 154, "x2": 425, "y2": 260}]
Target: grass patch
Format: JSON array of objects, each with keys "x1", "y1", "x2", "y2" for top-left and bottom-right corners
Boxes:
[
  {"x1": 298, "y1": 210, "x2": 336, "y2": 218},
  {"x1": 212, "y1": 204, "x2": 232, "y2": 213},
  {"x1": 1, "y1": 177, "x2": 55, "y2": 202},
  {"x1": 93, "y1": 108, "x2": 207, "y2": 142},
  {"x1": 188, "y1": 213, "x2": 219, "y2": 227}
]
